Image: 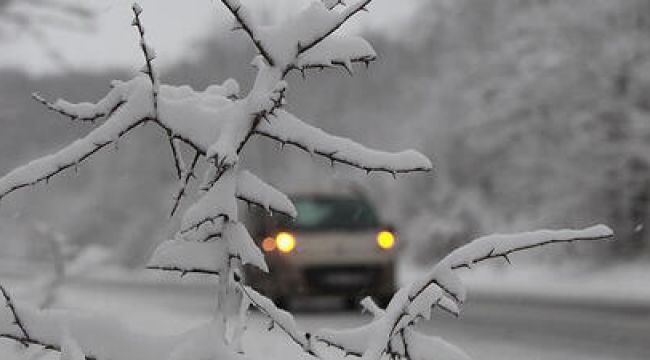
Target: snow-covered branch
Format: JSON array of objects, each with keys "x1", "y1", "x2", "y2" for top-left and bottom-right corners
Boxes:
[
  {"x1": 131, "y1": 3, "x2": 159, "y2": 114},
  {"x1": 254, "y1": 110, "x2": 432, "y2": 175},
  {"x1": 180, "y1": 167, "x2": 237, "y2": 235},
  {"x1": 236, "y1": 170, "x2": 297, "y2": 218},
  {"x1": 32, "y1": 89, "x2": 124, "y2": 123},
  {"x1": 295, "y1": 0, "x2": 373, "y2": 57},
  {"x1": 0, "y1": 3, "x2": 615, "y2": 360},
  {"x1": 442, "y1": 224, "x2": 614, "y2": 270},
  {"x1": 237, "y1": 284, "x2": 316, "y2": 356},
  {"x1": 311, "y1": 226, "x2": 613, "y2": 360},
  {"x1": 293, "y1": 34, "x2": 376, "y2": 76},
  {"x1": 333, "y1": 225, "x2": 614, "y2": 360},
  {"x1": 0, "y1": 96, "x2": 149, "y2": 201}
]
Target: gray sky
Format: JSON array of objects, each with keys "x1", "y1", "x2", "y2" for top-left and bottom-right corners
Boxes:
[{"x1": 0, "y1": 0, "x2": 423, "y2": 75}]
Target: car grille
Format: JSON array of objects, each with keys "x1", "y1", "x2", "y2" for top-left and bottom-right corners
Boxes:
[{"x1": 304, "y1": 265, "x2": 383, "y2": 292}]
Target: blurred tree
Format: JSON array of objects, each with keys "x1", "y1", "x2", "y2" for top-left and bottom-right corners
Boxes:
[{"x1": 407, "y1": 0, "x2": 650, "y2": 260}]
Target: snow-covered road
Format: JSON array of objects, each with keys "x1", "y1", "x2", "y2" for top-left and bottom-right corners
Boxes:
[{"x1": 6, "y1": 278, "x2": 643, "y2": 360}]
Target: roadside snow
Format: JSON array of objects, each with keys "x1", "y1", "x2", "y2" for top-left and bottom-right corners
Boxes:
[{"x1": 399, "y1": 260, "x2": 650, "y2": 309}]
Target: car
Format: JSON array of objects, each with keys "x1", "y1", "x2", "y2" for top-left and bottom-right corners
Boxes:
[{"x1": 245, "y1": 191, "x2": 397, "y2": 309}]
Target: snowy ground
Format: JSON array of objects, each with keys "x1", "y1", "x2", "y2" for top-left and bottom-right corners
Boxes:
[
  {"x1": 0, "y1": 260, "x2": 649, "y2": 360},
  {"x1": 401, "y1": 260, "x2": 650, "y2": 310}
]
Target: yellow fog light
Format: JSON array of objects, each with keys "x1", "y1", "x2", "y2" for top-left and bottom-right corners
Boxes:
[
  {"x1": 276, "y1": 232, "x2": 296, "y2": 253},
  {"x1": 377, "y1": 230, "x2": 395, "y2": 250},
  {"x1": 262, "y1": 237, "x2": 276, "y2": 252}
]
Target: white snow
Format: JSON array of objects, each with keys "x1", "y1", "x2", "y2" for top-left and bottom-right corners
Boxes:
[
  {"x1": 296, "y1": 34, "x2": 376, "y2": 70},
  {"x1": 147, "y1": 239, "x2": 228, "y2": 274},
  {"x1": 256, "y1": 110, "x2": 433, "y2": 174},
  {"x1": 224, "y1": 222, "x2": 268, "y2": 272},
  {"x1": 236, "y1": 170, "x2": 297, "y2": 218},
  {"x1": 181, "y1": 167, "x2": 237, "y2": 236}
]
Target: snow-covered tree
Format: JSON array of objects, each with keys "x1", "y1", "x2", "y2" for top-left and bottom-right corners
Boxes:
[{"x1": 0, "y1": 2, "x2": 613, "y2": 360}]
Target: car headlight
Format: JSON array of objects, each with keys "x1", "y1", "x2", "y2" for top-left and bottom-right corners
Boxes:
[
  {"x1": 275, "y1": 232, "x2": 296, "y2": 253},
  {"x1": 376, "y1": 230, "x2": 395, "y2": 250}
]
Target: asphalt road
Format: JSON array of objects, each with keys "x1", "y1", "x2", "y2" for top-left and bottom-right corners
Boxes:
[
  {"x1": 1, "y1": 275, "x2": 649, "y2": 360},
  {"x1": 65, "y1": 279, "x2": 650, "y2": 360}
]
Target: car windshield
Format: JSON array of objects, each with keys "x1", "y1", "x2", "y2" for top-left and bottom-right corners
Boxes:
[{"x1": 283, "y1": 196, "x2": 379, "y2": 231}]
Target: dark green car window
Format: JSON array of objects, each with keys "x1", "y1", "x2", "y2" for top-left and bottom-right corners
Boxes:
[{"x1": 283, "y1": 196, "x2": 379, "y2": 231}]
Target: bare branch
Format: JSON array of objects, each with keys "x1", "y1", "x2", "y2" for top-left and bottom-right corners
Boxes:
[
  {"x1": 0, "y1": 334, "x2": 97, "y2": 360},
  {"x1": 0, "y1": 284, "x2": 30, "y2": 346},
  {"x1": 170, "y1": 151, "x2": 201, "y2": 217},
  {"x1": 146, "y1": 266, "x2": 221, "y2": 277},
  {"x1": 219, "y1": 0, "x2": 274, "y2": 66},
  {"x1": 168, "y1": 137, "x2": 184, "y2": 180}
]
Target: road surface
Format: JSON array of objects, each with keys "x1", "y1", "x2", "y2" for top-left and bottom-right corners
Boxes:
[{"x1": 1, "y1": 275, "x2": 649, "y2": 360}]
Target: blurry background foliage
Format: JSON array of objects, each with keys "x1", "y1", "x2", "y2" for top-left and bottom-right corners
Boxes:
[{"x1": 0, "y1": 0, "x2": 648, "y2": 267}]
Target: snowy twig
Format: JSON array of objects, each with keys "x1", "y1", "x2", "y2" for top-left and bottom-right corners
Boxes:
[
  {"x1": 316, "y1": 337, "x2": 363, "y2": 357},
  {"x1": 235, "y1": 195, "x2": 295, "y2": 218},
  {"x1": 0, "y1": 116, "x2": 147, "y2": 201},
  {"x1": 256, "y1": 128, "x2": 430, "y2": 174},
  {"x1": 32, "y1": 93, "x2": 123, "y2": 123},
  {"x1": 448, "y1": 229, "x2": 614, "y2": 270},
  {"x1": 253, "y1": 110, "x2": 432, "y2": 175},
  {"x1": 180, "y1": 213, "x2": 230, "y2": 235},
  {"x1": 295, "y1": 0, "x2": 372, "y2": 56},
  {"x1": 289, "y1": 56, "x2": 376, "y2": 76},
  {"x1": 236, "y1": 282, "x2": 317, "y2": 357},
  {"x1": 359, "y1": 226, "x2": 614, "y2": 360},
  {"x1": 131, "y1": 3, "x2": 158, "y2": 116}
]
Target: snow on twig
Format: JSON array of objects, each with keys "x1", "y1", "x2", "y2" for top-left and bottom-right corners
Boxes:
[
  {"x1": 254, "y1": 110, "x2": 432, "y2": 175},
  {"x1": 357, "y1": 225, "x2": 614, "y2": 360},
  {"x1": 237, "y1": 284, "x2": 316, "y2": 356},
  {"x1": 295, "y1": 0, "x2": 373, "y2": 56},
  {"x1": 0, "y1": 93, "x2": 150, "y2": 201},
  {"x1": 32, "y1": 92, "x2": 124, "y2": 123},
  {"x1": 236, "y1": 170, "x2": 297, "y2": 218}
]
